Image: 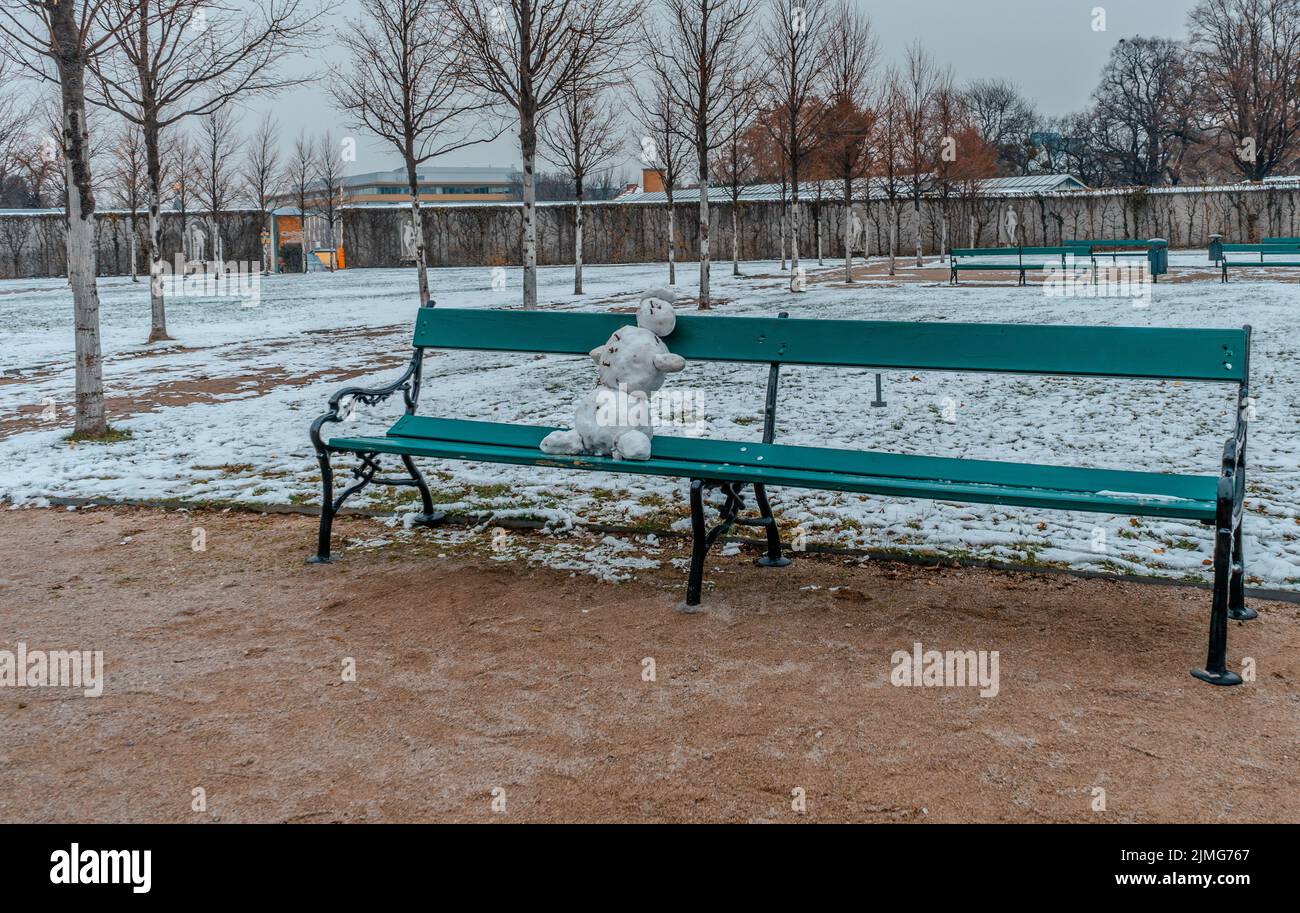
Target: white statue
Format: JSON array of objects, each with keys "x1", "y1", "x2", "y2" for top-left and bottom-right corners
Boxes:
[
  {"x1": 1005, "y1": 205, "x2": 1019, "y2": 245},
  {"x1": 190, "y1": 223, "x2": 206, "y2": 262},
  {"x1": 400, "y1": 221, "x2": 418, "y2": 260},
  {"x1": 847, "y1": 203, "x2": 869, "y2": 255}
]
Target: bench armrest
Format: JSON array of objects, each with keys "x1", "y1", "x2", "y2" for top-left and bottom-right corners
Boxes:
[
  {"x1": 310, "y1": 352, "x2": 424, "y2": 454},
  {"x1": 1218, "y1": 384, "x2": 1250, "y2": 529}
]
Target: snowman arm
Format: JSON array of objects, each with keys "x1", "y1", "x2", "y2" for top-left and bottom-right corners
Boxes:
[{"x1": 653, "y1": 353, "x2": 686, "y2": 373}]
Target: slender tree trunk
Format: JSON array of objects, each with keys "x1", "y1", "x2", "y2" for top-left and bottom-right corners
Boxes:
[
  {"x1": 405, "y1": 154, "x2": 431, "y2": 306},
  {"x1": 697, "y1": 153, "x2": 711, "y2": 309},
  {"x1": 50, "y1": 0, "x2": 106, "y2": 436},
  {"x1": 520, "y1": 111, "x2": 539, "y2": 308},
  {"x1": 667, "y1": 196, "x2": 676, "y2": 285},
  {"x1": 573, "y1": 175, "x2": 583, "y2": 294},
  {"x1": 815, "y1": 203, "x2": 823, "y2": 265},
  {"x1": 143, "y1": 119, "x2": 170, "y2": 341},
  {"x1": 731, "y1": 198, "x2": 740, "y2": 277},
  {"x1": 914, "y1": 197, "x2": 923, "y2": 266},
  {"x1": 889, "y1": 201, "x2": 898, "y2": 276},
  {"x1": 780, "y1": 199, "x2": 788, "y2": 270},
  {"x1": 843, "y1": 177, "x2": 854, "y2": 284}
]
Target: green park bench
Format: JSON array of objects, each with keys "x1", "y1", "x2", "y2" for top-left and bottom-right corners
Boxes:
[
  {"x1": 308, "y1": 305, "x2": 1255, "y2": 686},
  {"x1": 949, "y1": 246, "x2": 1078, "y2": 286},
  {"x1": 1218, "y1": 242, "x2": 1300, "y2": 282},
  {"x1": 1066, "y1": 239, "x2": 1169, "y2": 281}
]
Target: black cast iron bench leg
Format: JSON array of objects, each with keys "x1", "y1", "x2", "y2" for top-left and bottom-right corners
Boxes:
[
  {"x1": 1192, "y1": 523, "x2": 1242, "y2": 686},
  {"x1": 310, "y1": 449, "x2": 337, "y2": 564},
  {"x1": 310, "y1": 451, "x2": 445, "y2": 564},
  {"x1": 751, "y1": 483, "x2": 792, "y2": 568},
  {"x1": 400, "y1": 453, "x2": 445, "y2": 527},
  {"x1": 1228, "y1": 523, "x2": 1256, "y2": 621}
]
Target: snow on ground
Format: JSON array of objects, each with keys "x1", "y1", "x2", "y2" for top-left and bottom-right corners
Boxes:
[{"x1": 2, "y1": 255, "x2": 1298, "y2": 589}]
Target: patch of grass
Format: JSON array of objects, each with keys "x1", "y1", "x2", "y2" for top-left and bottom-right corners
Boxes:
[{"x1": 66, "y1": 427, "x2": 132, "y2": 444}]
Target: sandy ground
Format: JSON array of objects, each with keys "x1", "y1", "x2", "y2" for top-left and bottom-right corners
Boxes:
[{"x1": 1, "y1": 504, "x2": 1296, "y2": 824}]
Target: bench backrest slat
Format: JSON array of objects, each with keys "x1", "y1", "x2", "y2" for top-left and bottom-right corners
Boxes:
[
  {"x1": 950, "y1": 247, "x2": 1020, "y2": 257},
  {"x1": 413, "y1": 309, "x2": 1248, "y2": 382}
]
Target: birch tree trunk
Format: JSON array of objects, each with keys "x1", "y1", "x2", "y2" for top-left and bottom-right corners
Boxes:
[
  {"x1": 843, "y1": 188, "x2": 854, "y2": 285},
  {"x1": 573, "y1": 175, "x2": 584, "y2": 294},
  {"x1": 789, "y1": 197, "x2": 802, "y2": 291},
  {"x1": 406, "y1": 156, "x2": 431, "y2": 306},
  {"x1": 889, "y1": 202, "x2": 898, "y2": 276},
  {"x1": 914, "y1": 198, "x2": 923, "y2": 266},
  {"x1": 520, "y1": 113, "x2": 539, "y2": 309},
  {"x1": 667, "y1": 198, "x2": 676, "y2": 285},
  {"x1": 144, "y1": 121, "x2": 170, "y2": 341},
  {"x1": 50, "y1": 0, "x2": 107, "y2": 436},
  {"x1": 697, "y1": 158, "x2": 710, "y2": 309},
  {"x1": 731, "y1": 202, "x2": 740, "y2": 277}
]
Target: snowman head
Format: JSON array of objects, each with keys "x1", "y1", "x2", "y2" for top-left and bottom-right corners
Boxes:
[{"x1": 636, "y1": 287, "x2": 680, "y2": 338}]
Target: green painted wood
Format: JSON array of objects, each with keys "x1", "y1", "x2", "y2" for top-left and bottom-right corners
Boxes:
[
  {"x1": 1066, "y1": 239, "x2": 1156, "y2": 247},
  {"x1": 1221, "y1": 243, "x2": 1300, "y2": 251},
  {"x1": 1223, "y1": 261, "x2": 1300, "y2": 267},
  {"x1": 328, "y1": 422, "x2": 1217, "y2": 520},
  {"x1": 387, "y1": 415, "x2": 1216, "y2": 502},
  {"x1": 950, "y1": 263, "x2": 1023, "y2": 269},
  {"x1": 411, "y1": 308, "x2": 1249, "y2": 382},
  {"x1": 951, "y1": 247, "x2": 1021, "y2": 256}
]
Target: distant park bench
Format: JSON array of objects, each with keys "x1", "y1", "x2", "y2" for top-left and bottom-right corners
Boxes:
[
  {"x1": 949, "y1": 246, "x2": 1077, "y2": 285},
  {"x1": 1218, "y1": 242, "x2": 1300, "y2": 282},
  {"x1": 307, "y1": 305, "x2": 1256, "y2": 686},
  {"x1": 1066, "y1": 238, "x2": 1168, "y2": 281}
]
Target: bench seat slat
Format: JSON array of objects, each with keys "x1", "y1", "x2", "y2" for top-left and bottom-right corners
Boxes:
[
  {"x1": 327, "y1": 417, "x2": 1217, "y2": 520},
  {"x1": 413, "y1": 309, "x2": 1248, "y2": 382}
]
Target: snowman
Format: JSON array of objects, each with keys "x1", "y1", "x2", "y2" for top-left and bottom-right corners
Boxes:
[{"x1": 540, "y1": 288, "x2": 687, "y2": 461}]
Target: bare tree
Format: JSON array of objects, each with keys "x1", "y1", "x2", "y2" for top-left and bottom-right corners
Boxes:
[
  {"x1": 1087, "y1": 37, "x2": 1198, "y2": 187},
  {"x1": 0, "y1": 58, "x2": 25, "y2": 200},
  {"x1": 818, "y1": 0, "x2": 876, "y2": 283},
  {"x1": 89, "y1": 0, "x2": 317, "y2": 341},
  {"x1": 0, "y1": 0, "x2": 130, "y2": 437},
  {"x1": 961, "y1": 77, "x2": 1039, "y2": 176},
  {"x1": 898, "y1": 42, "x2": 940, "y2": 266},
  {"x1": 1188, "y1": 0, "x2": 1300, "y2": 181},
  {"x1": 242, "y1": 113, "x2": 281, "y2": 274},
  {"x1": 284, "y1": 131, "x2": 315, "y2": 274},
  {"x1": 314, "y1": 131, "x2": 344, "y2": 271},
  {"x1": 106, "y1": 120, "x2": 147, "y2": 279},
  {"x1": 712, "y1": 75, "x2": 759, "y2": 278},
  {"x1": 444, "y1": 0, "x2": 639, "y2": 308},
  {"x1": 167, "y1": 131, "x2": 197, "y2": 258},
  {"x1": 631, "y1": 69, "x2": 691, "y2": 285},
  {"x1": 333, "y1": 0, "x2": 499, "y2": 306},
  {"x1": 874, "y1": 75, "x2": 906, "y2": 276},
  {"x1": 541, "y1": 81, "x2": 623, "y2": 293},
  {"x1": 195, "y1": 107, "x2": 240, "y2": 265},
  {"x1": 645, "y1": 0, "x2": 758, "y2": 308},
  {"x1": 759, "y1": 0, "x2": 830, "y2": 291}
]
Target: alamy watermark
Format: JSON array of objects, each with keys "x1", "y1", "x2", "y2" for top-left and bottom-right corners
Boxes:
[
  {"x1": 0, "y1": 642, "x2": 103, "y2": 697},
  {"x1": 152, "y1": 255, "x2": 261, "y2": 306},
  {"x1": 891, "y1": 641, "x2": 1000, "y2": 697},
  {"x1": 594, "y1": 383, "x2": 706, "y2": 433},
  {"x1": 1044, "y1": 258, "x2": 1153, "y2": 307}
]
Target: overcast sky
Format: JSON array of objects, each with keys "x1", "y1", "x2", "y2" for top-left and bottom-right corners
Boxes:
[{"x1": 249, "y1": 0, "x2": 1199, "y2": 181}]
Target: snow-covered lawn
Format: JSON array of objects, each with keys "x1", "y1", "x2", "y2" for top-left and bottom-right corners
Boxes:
[{"x1": 2, "y1": 256, "x2": 1298, "y2": 589}]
